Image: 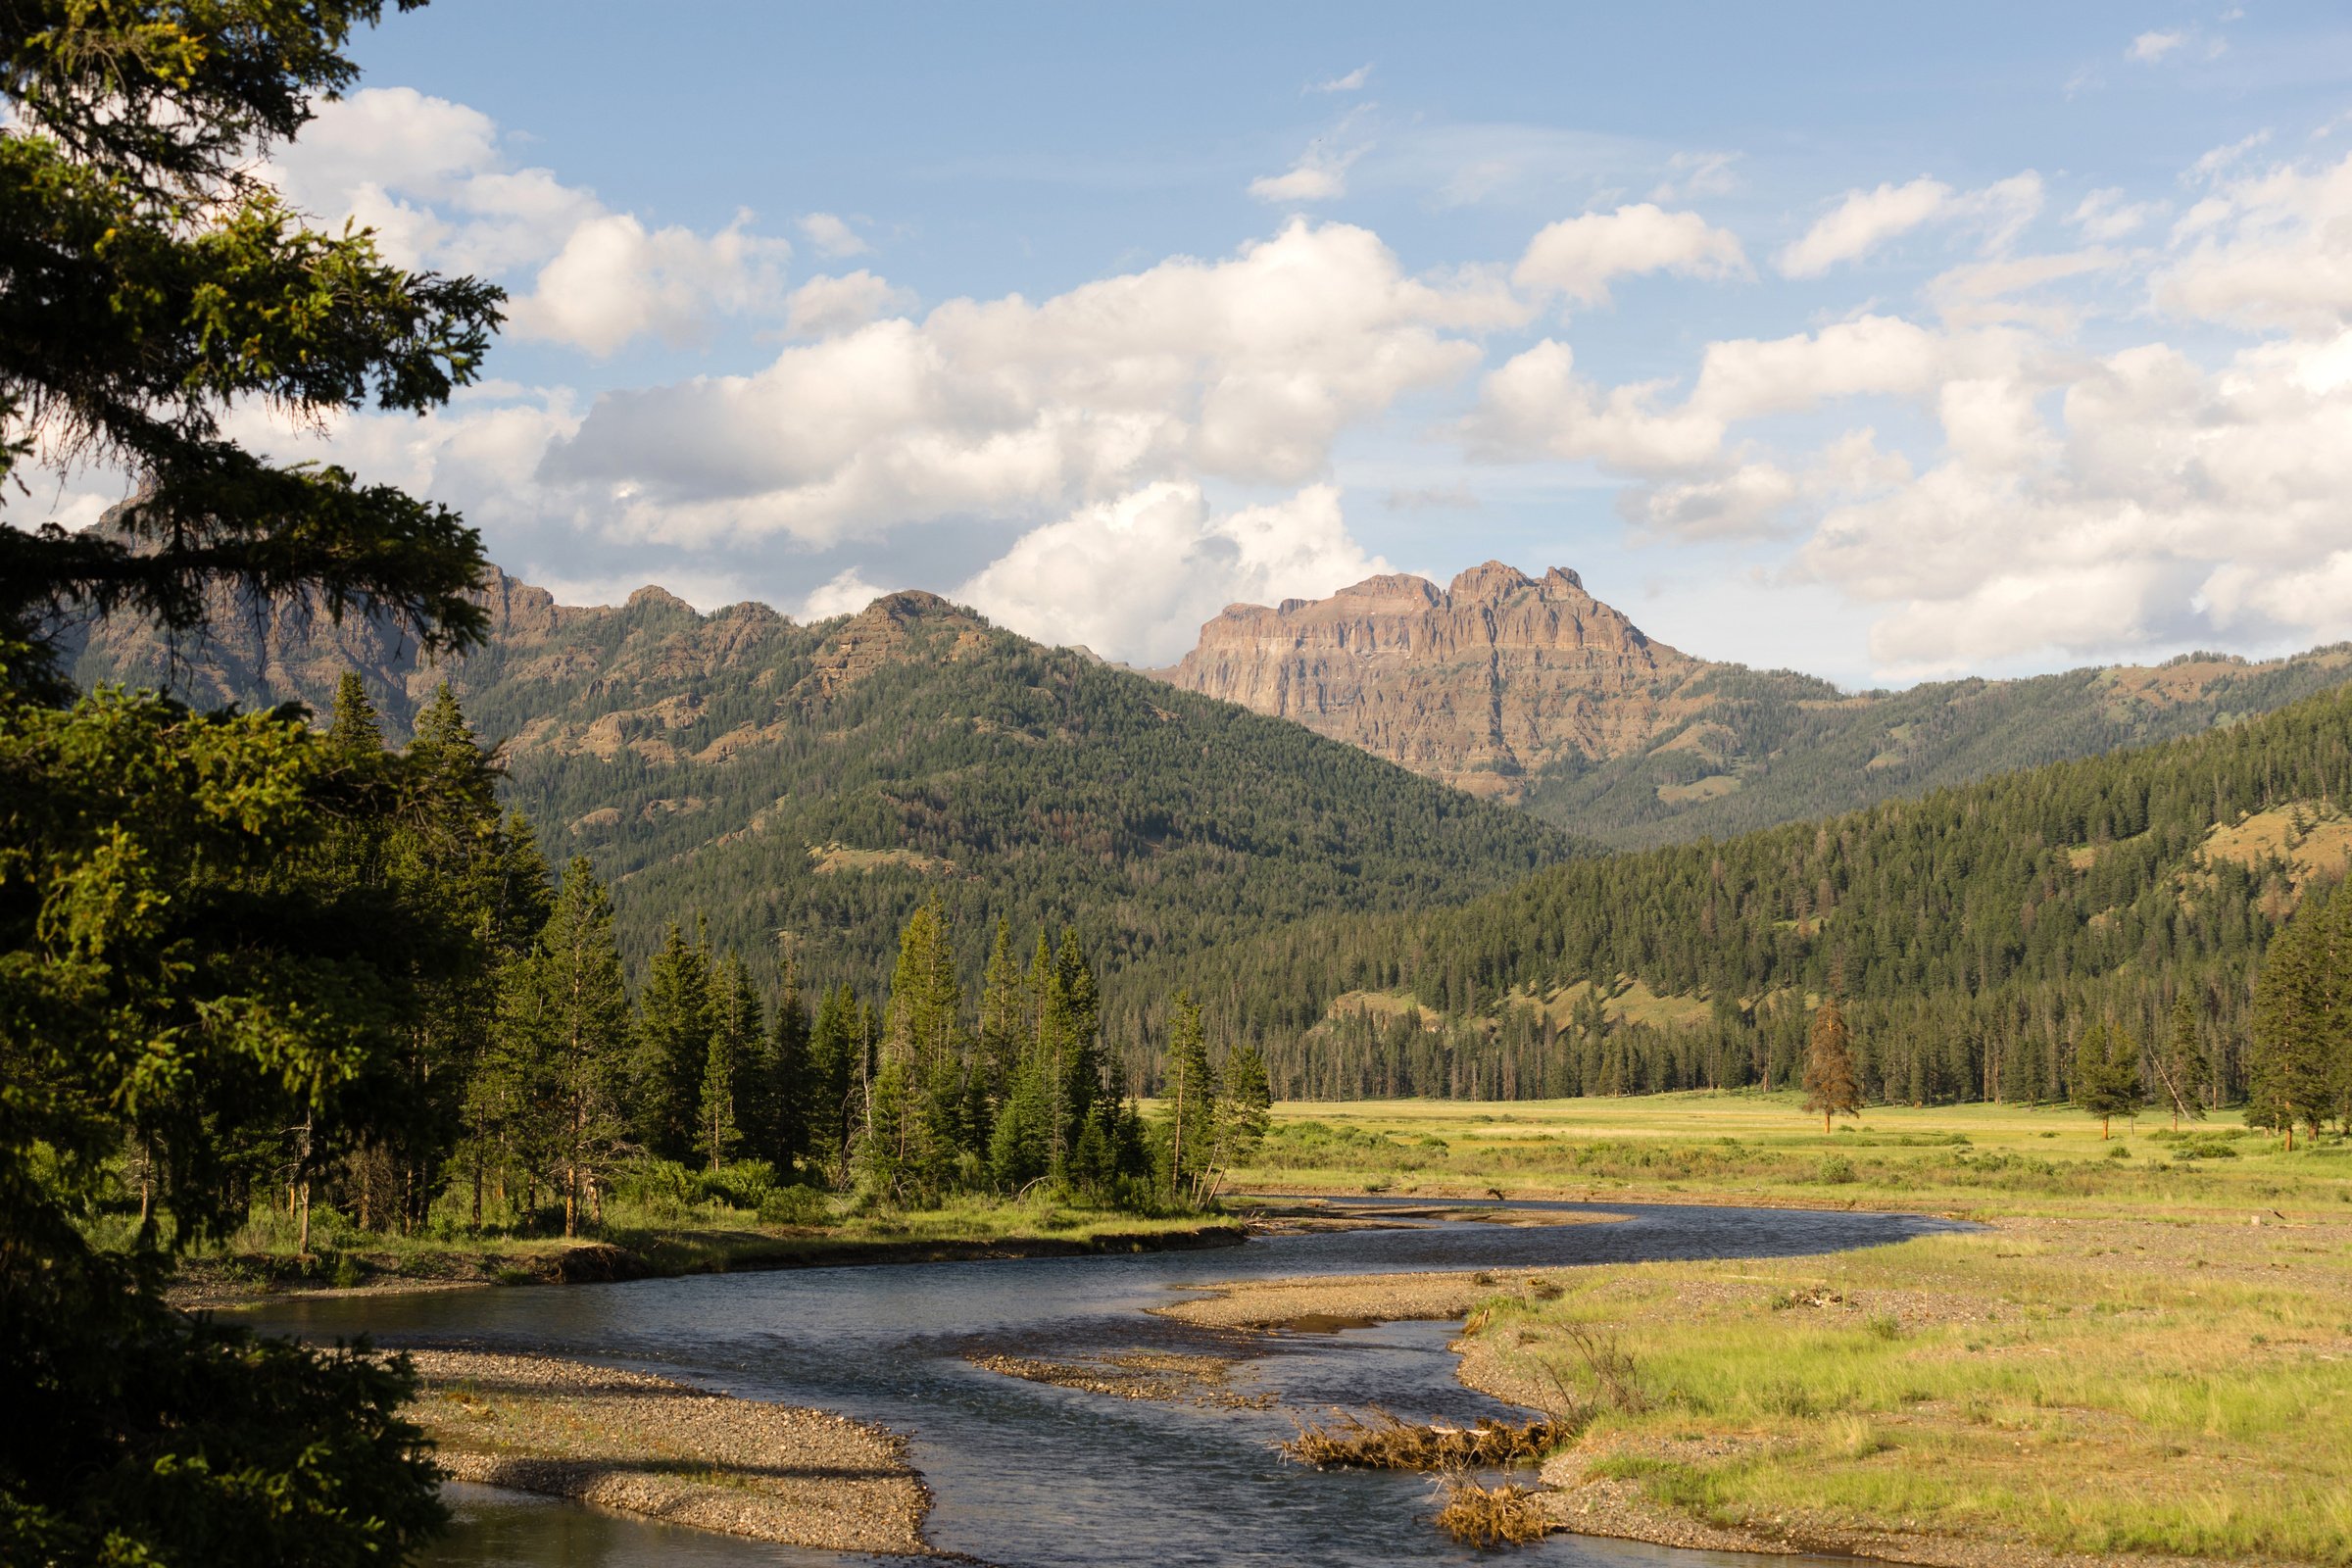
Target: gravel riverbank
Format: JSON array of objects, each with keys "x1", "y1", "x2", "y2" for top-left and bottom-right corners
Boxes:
[{"x1": 407, "y1": 1349, "x2": 931, "y2": 1556}]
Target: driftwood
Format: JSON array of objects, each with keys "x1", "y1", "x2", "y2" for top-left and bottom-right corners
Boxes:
[
  {"x1": 1434, "y1": 1477, "x2": 1555, "y2": 1546},
  {"x1": 1282, "y1": 1405, "x2": 1580, "y2": 1469}
]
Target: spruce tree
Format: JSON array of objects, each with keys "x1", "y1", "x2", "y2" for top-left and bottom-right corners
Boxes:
[
  {"x1": 765, "y1": 958, "x2": 814, "y2": 1178},
  {"x1": 634, "y1": 924, "x2": 713, "y2": 1162},
  {"x1": 2156, "y1": 992, "x2": 2209, "y2": 1132},
  {"x1": 504, "y1": 858, "x2": 630, "y2": 1237},
  {"x1": 1160, "y1": 992, "x2": 1218, "y2": 1202},
  {"x1": 2070, "y1": 1020, "x2": 2144, "y2": 1140},
  {"x1": 1802, "y1": 997, "x2": 1863, "y2": 1133},
  {"x1": 2251, "y1": 897, "x2": 2337, "y2": 1150},
  {"x1": 698, "y1": 955, "x2": 761, "y2": 1171}
]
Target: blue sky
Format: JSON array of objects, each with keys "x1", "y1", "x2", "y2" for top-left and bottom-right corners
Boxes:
[{"x1": 58, "y1": 1, "x2": 2352, "y2": 685}]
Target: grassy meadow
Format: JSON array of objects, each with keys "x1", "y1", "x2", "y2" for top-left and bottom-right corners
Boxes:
[
  {"x1": 1232, "y1": 1091, "x2": 2352, "y2": 1220},
  {"x1": 1234, "y1": 1093, "x2": 2351, "y2": 1562}
]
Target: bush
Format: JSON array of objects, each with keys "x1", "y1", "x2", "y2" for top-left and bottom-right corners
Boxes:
[
  {"x1": 757, "y1": 1186, "x2": 835, "y2": 1227},
  {"x1": 1818, "y1": 1154, "x2": 1857, "y2": 1185},
  {"x1": 695, "y1": 1159, "x2": 781, "y2": 1211}
]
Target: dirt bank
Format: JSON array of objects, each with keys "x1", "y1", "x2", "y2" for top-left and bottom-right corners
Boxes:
[{"x1": 408, "y1": 1349, "x2": 931, "y2": 1556}]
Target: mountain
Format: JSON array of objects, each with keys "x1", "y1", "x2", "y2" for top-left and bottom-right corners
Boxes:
[
  {"x1": 1152, "y1": 562, "x2": 2352, "y2": 849},
  {"x1": 1153, "y1": 677, "x2": 2352, "y2": 1105},
  {"x1": 60, "y1": 566, "x2": 1579, "y2": 1004}
]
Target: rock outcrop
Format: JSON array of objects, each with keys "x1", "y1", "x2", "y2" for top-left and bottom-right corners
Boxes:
[{"x1": 1154, "y1": 563, "x2": 1711, "y2": 801}]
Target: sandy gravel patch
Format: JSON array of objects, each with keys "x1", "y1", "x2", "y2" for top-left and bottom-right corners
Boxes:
[
  {"x1": 408, "y1": 1349, "x2": 929, "y2": 1555},
  {"x1": 968, "y1": 1348, "x2": 1273, "y2": 1408},
  {"x1": 1156, "y1": 1267, "x2": 1575, "y2": 1331}
]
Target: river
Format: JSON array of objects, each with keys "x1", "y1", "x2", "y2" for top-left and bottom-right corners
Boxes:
[{"x1": 252, "y1": 1200, "x2": 1959, "y2": 1567}]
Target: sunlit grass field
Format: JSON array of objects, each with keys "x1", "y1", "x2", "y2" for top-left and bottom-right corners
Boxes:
[
  {"x1": 1231, "y1": 1091, "x2": 2352, "y2": 1220},
  {"x1": 1228, "y1": 1091, "x2": 2352, "y2": 1560}
]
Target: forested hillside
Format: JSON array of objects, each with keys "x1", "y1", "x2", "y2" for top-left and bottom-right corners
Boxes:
[
  {"x1": 66, "y1": 571, "x2": 1576, "y2": 993},
  {"x1": 1146, "y1": 683, "x2": 2352, "y2": 1112},
  {"x1": 1523, "y1": 651, "x2": 2352, "y2": 849}
]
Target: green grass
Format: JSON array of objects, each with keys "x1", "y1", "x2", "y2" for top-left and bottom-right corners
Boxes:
[
  {"x1": 1231, "y1": 1092, "x2": 2352, "y2": 1219},
  {"x1": 1470, "y1": 1222, "x2": 2352, "y2": 1562},
  {"x1": 168, "y1": 1190, "x2": 1226, "y2": 1299}
]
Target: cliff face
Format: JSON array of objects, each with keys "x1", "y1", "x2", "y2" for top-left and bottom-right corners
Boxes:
[{"x1": 1155, "y1": 562, "x2": 1710, "y2": 800}]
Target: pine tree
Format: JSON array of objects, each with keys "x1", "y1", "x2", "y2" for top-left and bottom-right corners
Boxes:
[
  {"x1": 2251, "y1": 897, "x2": 2337, "y2": 1150},
  {"x1": 2070, "y1": 1019, "x2": 2144, "y2": 1140},
  {"x1": 1802, "y1": 997, "x2": 1863, "y2": 1133},
  {"x1": 764, "y1": 958, "x2": 814, "y2": 1178},
  {"x1": 504, "y1": 858, "x2": 631, "y2": 1237},
  {"x1": 808, "y1": 983, "x2": 862, "y2": 1182},
  {"x1": 977, "y1": 918, "x2": 1025, "y2": 1107},
  {"x1": 2155, "y1": 991, "x2": 2210, "y2": 1132},
  {"x1": 698, "y1": 954, "x2": 761, "y2": 1171},
  {"x1": 1160, "y1": 992, "x2": 1218, "y2": 1201},
  {"x1": 634, "y1": 923, "x2": 713, "y2": 1162}
]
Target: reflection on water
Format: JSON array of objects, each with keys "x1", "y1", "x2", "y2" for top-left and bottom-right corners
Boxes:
[
  {"x1": 256, "y1": 1200, "x2": 1954, "y2": 1568},
  {"x1": 420, "y1": 1483, "x2": 902, "y2": 1567}
]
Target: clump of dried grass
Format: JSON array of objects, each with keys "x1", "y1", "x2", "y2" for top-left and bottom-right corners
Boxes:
[
  {"x1": 1283, "y1": 1405, "x2": 1579, "y2": 1469},
  {"x1": 1433, "y1": 1477, "x2": 1554, "y2": 1547}
]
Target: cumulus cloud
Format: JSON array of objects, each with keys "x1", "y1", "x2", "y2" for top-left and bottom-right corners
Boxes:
[
  {"x1": 1249, "y1": 143, "x2": 1363, "y2": 203},
  {"x1": 797, "y1": 212, "x2": 870, "y2": 257},
  {"x1": 956, "y1": 482, "x2": 1387, "y2": 664},
  {"x1": 783, "y1": 270, "x2": 917, "y2": 338},
  {"x1": 506, "y1": 211, "x2": 791, "y2": 355},
  {"x1": 1513, "y1": 204, "x2": 1749, "y2": 307},
  {"x1": 1778, "y1": 177, "x2": 1955, "y2": 276},
  {"x1": 537, "y1": 219, "x2": 1523, "y2": 547},
  {"x1": 2129, "y1": 29, "x2": 2186, "y2": 63},
  {"x1": 2156, "y1": 147, "x2": 2352, "y2": 333},
  {"x1": 800, "y1": 566, "x2": 889, "y2": 620},
  {"x1": 269, "y1": 86, "x2": 795, "y2": 354}
]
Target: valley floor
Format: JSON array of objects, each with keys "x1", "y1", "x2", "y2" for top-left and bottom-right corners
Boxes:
[{"x1": 1216, "y1": 1093, "x2": 2352, "y2": 1566}]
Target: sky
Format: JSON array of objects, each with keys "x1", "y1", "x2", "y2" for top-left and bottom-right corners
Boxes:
[{"x1": 37, "y1": 1, "x2": 2352, "y2": 686}]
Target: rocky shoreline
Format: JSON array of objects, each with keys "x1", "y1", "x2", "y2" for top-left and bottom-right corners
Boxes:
[{"x1": 407, "y1": 1349, "x2": 932, "y2": 1556}]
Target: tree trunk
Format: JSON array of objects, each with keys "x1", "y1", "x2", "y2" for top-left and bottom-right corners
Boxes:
[{"x1": 2101, "y1": 1114, "x2": 2111, "y2": 1140}]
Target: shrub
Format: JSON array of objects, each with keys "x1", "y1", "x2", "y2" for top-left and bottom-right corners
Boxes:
[
  {"x1": 1818, "y1": 1154, "x2": 1857, "y2": 1185},
  {"x1": 757, "y1": 1186, "x2": 835, "y2": 1227}
]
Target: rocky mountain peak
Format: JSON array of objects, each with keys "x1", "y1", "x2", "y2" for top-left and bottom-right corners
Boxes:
[{"x1": 1152, "y1": 562, "x2": 1707, "y2": 802}]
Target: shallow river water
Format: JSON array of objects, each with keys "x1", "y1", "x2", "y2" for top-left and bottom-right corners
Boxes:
[{"x1": 251, "y1": 1200, "x2": 1959, "y2": 1568}]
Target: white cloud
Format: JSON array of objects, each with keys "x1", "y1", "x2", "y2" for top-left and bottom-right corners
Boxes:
[
  {"x1": 270, "y1": 87, "x2": 795, "y2": 354},
  {"x1": 1309, "y1": 64, "x2": 1372, "y2": 94},
  {"x1": 956, "y1": 481, "x2": 1387, "y2": 663},
  {"x1": 784, "y1": 270, "x2": 917, "y2": 338},
  {"x1": 2070, "y1": 187, "x2": 2162, "y2": 241},
  {"x1": 1512, "y1": 204, "x2": 1749, "y2": 307},
  {"x1": 797, "y1": 212, "x2": 870, "y2": 258},
  {"x1": 1778, "y1": 177, "x2": 1955, "y2": 276},
  {"x1": 2129, "y1": 29, "x2": 2186, "y2": 63},
  {"x1": 799, "y1": 566, "x2": 888, "y2": 620},
  {"x1": 1249, "y1": 143, "x2": 1363, "y2": 203},
  {"x1": 1777, "y1": 172, "x2": 2043, "y2": 279},
  {"x1": 506, "y1": 211, "x2": 791, "y2": 356},
  {"x1": 537, "y1": 219, "x2": 1524, "y2": 548},
  {"x1": 2157, "y1": 147, "x2": 2352, "y2": 333}
]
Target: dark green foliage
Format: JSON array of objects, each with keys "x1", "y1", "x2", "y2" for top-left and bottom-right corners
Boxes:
[
  {"x1": 632, "y1": 924, "x2": 714, "y2": 1163},
  {"x1": 2070, "y1": 1020, "x2": 2144, "y2": 1139},
  {"x1": 1162, "y1": 684, "x2": 2352, "y2": 1110},
  {"x1": 1524, "y1": 653, "x2": 2352, "y2": 850},
  {"x1": 496, "y1": 858, "x2": 631, "y2": 1236},
  {"x1": 2249, "y1": 886, "x2": 2350, "y2": 1145},
  {"x1": 74, "y1": 591, "x2": 1581, "y2": 1001},
  {"x1": 1, "y1": 2, "x2": 499, "y2": 687}
]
